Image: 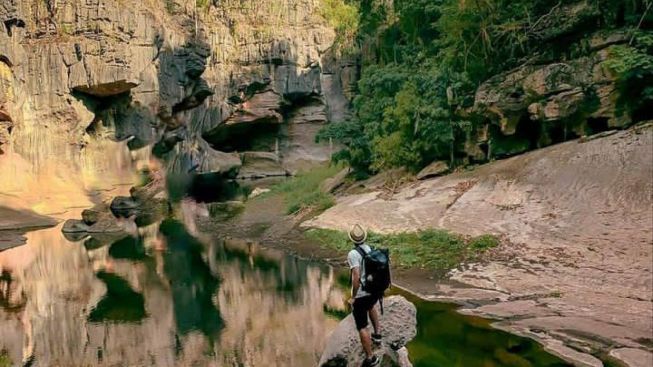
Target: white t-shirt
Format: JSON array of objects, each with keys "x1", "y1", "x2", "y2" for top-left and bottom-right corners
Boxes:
[{"x1": 347, "y1": 244, "x2": 372, "y2": 298}]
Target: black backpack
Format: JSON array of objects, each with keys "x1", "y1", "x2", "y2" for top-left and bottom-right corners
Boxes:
[{"x1": 356, "y1": 246, "x2": 392, "y2": 309}]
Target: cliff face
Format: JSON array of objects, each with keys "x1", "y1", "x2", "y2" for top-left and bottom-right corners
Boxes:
[
  {"x1": 0, "y1": 0, "x2": 354, "y2": 194},
  {"x1": 467, "y1": 1, "x2": 650, "y2": 161}
]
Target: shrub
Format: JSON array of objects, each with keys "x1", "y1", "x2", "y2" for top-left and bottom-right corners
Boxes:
[{"x1": 265, "y1": 165, "x2": 343, "y2": 215}]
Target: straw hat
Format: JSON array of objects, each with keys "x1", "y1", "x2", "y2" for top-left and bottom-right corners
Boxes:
[{"x1": 348, "y1": 224, "x2": 367, "y2": 244}]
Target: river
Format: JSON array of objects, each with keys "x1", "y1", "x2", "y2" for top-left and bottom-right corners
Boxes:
[{"x1": 0, "y1": 216, "x2": 574, "y2": 366}]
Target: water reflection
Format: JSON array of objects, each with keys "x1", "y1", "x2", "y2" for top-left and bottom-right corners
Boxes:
[
  {"x1": 88, "y1": 271, "x2": 147, "y2": 323},
  {"x1": 159, "y1": 219, "x2": 223, "y2": 342},
  {"x1": 0, "y1": 219, "x2": 345, "y2": 366},
  {"x1": 396, "y1": 291, "x2": 571, "y2": 367}
]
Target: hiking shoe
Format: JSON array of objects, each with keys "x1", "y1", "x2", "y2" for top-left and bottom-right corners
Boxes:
[
  {"x1": 371, "y1": 333, "x2": 382, "y2": 345},
  {"x1": 362, "y1": 356, "x2": 380, "y2": 367}
]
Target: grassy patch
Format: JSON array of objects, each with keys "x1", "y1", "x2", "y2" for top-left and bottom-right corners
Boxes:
[
  {"x1": 0, "y1": 350, "x2": 11, "y2": 367},
  {"x1": 304, "y1": 228, "x2": 500, "y2": 272},
  {"x1": 263, "y1": 165, "x2": 343, "y2": 215}
]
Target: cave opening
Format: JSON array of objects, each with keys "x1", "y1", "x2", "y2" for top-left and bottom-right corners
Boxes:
[
  {"x1": 586, "y1": 117, "x2": 610, "y2": 135},
  {"x1": 514, "y1": 115, "x2": 541, "y2": 149},
  {"x1": 488, "y1": 116, "x2": 540, "y2": 159},
  {"x1": 546, "y1": 120, "x2": 581, "y2": 145},
  {"x1": 203, "y1": 122, "x2": 281, "y2": 153}
]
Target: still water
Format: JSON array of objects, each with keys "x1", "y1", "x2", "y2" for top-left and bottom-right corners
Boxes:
[{"x1": 0, "y1": 215, "x2": 572, "y2": 367}]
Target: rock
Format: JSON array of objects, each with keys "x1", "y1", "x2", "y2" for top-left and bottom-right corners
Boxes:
[
  {"x1": 81, "y1": 203, "x2": 108, "y2": 225},
  {"x1": 203, "y1": 90, "x2": 284, "y2": 151},
  {"x1": 237, "y1": 151, "x2": 289, "y2": 179},
  {"x1": 73, "y1": 80, "x2": 139, "y2": 97},
  {"x1": 318, "y1": 296, "x2": 417, "y2": 367},
  {"x1": 110, "y1": 196, "x2": 141, "y2": 218},
  {"x1": 543, "y1": 341, "x2": 603, "y2": 367},
  {"x1": 608, "y1": 348, "x2": 653, "y2": 367},
  {"x1": 61, "y1": 231, "x2": 90, "y2": 243},
  {"x1": 152, "y1": 127, "x2": 186, "y2": 158},
  {"x1": 171, "y1": 79, "x2": 214, "y2": 113},
  {"x1": 206, "y1": 201, "x2": 245, "y2": 221},
  {"x1": 196, "y1": 142, "x2": 242, "y2": 178},
  {"x1": 0, "y1": 206, "x2": 58, "y2": 231},
  {"x1": 62, "y1": 219, "x2": 91, "y2": 233},
  {"x1": 320, "y1": 167, "x2": 350, "y2": 193},
  {"x1": 280, "y1": 99, "x2": 334, "y2": 173},
  {"x1": 0, "y1": 230, "x2": 27, "y2": 251},
  {"x1": 83, "y1": 233, "x2": 126, "y2": 251},
  {"x1": 248, "y1": 187, "x2": 271, "y2": 199},
  {"x1": 130, "y1": 174, "x2": 166, "y2": 202},
  {"x1": 471, "y1": 39, "x2": 632, "y2": 160},
  {"x1": 0, "y1": 115, "x2": 14, "y2": 150},
  {"x1": 87, "y1": 216, "x2": 125, "y2": 234},
  {"x1": 416, "y1": 161, "x2": 449, "y2": 180},
  {"x1": 308, "y1": 127, "x2": 653, "y2": 365},
  {"x1": 109, "y1": 196, "x2": 169, "y2": 224}
]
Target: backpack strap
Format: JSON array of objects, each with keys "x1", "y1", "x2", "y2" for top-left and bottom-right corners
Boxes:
[
  {"x1": 354, "y1": 245, "x2": 369, "y2": 288},
  {"x1": 349, "y1": 246, "x2": 367, "y2": 285}
]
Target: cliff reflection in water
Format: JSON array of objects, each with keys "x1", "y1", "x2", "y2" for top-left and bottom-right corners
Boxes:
[{"x1": 0, "y1": 217, "x2": 346, "y2": 366}]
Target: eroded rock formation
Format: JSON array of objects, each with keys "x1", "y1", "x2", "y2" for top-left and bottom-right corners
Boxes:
[
  {"x1": 463, "y1": 0, "x2": 649, "y2": 162},
  {"x1": 0, "y1": 0, "x2": 353, "y2": 191}
]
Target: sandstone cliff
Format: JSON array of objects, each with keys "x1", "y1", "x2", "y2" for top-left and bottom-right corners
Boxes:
[{"x1": 0, "y1": 0, "x2": 353, "y2": 197}]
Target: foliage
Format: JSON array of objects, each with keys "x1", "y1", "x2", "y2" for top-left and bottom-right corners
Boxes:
[
  {"x1": 264, "y1": 164, "x2": 342, "y2": 215},
  {"x1": 320, "y1": 0, "x2": 360, "y2": 49},
  {"x1": 164, "y1": 0, "x2": 177, "y2": 14},
  {"x1": 319, "y1": 61, "x2": 471, "y2": 173},
  {"x1": 196, "y1": 0, "x2": 211, "y2": 8},
  {"x1": 603, "y1": 31, "x2": 653, "y2": 118},
  {"x1": 304, "y1": 227, "x2": 500, "y2": 273},
  {"x1": 0, "y1": 350, "x2": 11, "y2": 367},
  {"x1": 321, "y1": 0, "x2": 652, "y2": 175},
  {"x1": 604, "y1": 33, "x2": 653, "y2": 78}
]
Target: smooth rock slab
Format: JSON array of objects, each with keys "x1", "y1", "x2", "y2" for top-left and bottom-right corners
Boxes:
[
  {"x1": 319, "y1": 296, "x2": 417, "y2": 367},
  {"x1": 609, "y1": 348, "x2": 653, "y2": 367}
]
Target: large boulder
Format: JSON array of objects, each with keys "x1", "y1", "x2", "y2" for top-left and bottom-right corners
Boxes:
[
  {"x1": 473, "y1": 43, "x2": 628, "y2": 135},
  {"x1": 319, "y1": 296, "x2": 417, "y2": 367}
]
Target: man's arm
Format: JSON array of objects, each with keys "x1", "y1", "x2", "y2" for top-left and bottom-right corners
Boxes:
[{"x1": 351, "y1": 266, "x2": 361, "y2": 301}]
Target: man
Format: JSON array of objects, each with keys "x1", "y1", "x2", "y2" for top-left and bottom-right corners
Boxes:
[{"x1": 347, "y1": 224, "x2": 382, "y2": 367}]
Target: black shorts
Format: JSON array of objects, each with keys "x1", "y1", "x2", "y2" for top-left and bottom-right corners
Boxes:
[{"x1": 352, "y1": 295, "x2": 377, "y2": 330}]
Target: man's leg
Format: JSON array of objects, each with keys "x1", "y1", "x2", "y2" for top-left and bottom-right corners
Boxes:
[
  {"x1": 353, "y1": 297, "x2": 374, "y2": 359},
  {"x1": 369, "y1": 305, "x2": 380, "y2": 335},
  {"x1": 358, "y1": 328, "x2": 374, "y2": 358}
]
